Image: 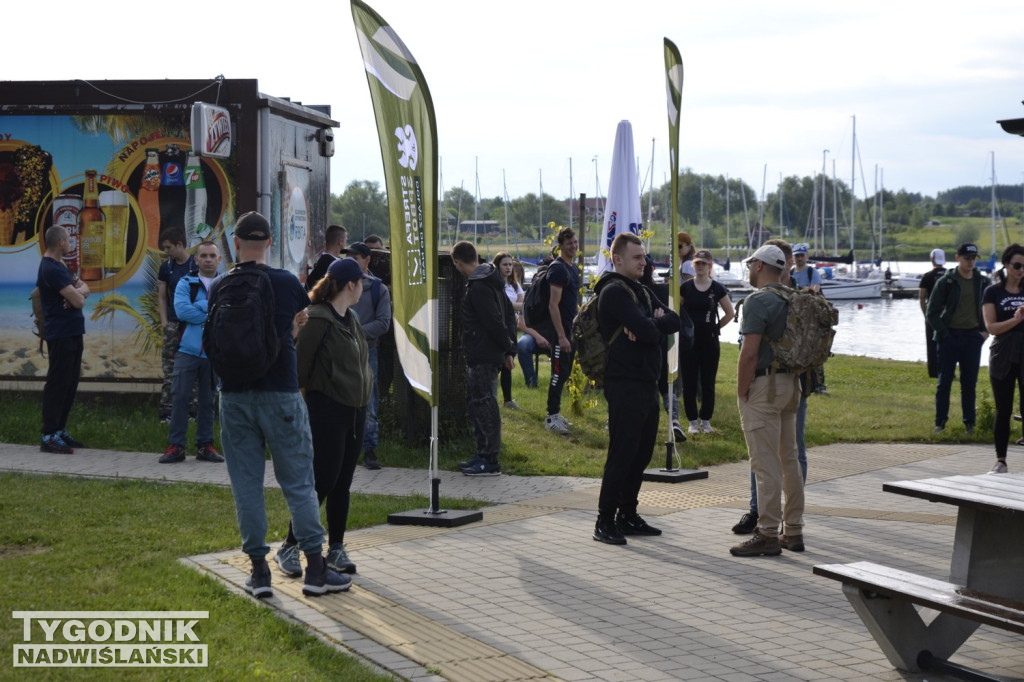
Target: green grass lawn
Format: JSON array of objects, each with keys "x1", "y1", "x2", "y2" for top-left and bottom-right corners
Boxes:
[
  {"x1": 0, "y1": 474, "x2": 484, "y2": 680},
  {"x1": 0, "y1": 345, "x2": 992, "y2": 477}
]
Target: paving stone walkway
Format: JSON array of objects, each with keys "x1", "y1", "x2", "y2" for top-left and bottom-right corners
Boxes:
[{"x1": 3, "y1": 441, "x2": 1021, "y2": 681}]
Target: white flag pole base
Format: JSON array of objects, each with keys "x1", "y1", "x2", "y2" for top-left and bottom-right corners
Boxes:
[{"x1": 387, "y1": 404, "x2": 483, "y2": 527}]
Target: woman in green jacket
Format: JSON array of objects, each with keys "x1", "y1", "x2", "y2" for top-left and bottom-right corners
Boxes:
[{"x1": 274, "y1": 258, "x2": 373, "y2": 579}]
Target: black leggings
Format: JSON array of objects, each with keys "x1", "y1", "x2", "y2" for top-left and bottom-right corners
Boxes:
[
  {"x1": 500, "y1": 365, "x2": 513, "y2": 403},
  {"x1": 287, "y1": 391, "x2": 365, "y2": 547},
  {"x1": 680, "y1": 335, "x2": 720, "y2": 422},
  {"x1": 991, "y1": 366, "x2": 1020, "y2": 460}
]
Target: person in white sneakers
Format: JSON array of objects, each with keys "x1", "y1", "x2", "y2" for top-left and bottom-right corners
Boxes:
[
  {"x1": 679, "y1": 249, "x2": 734, "y2": 435},
  {"x1": 539, "y1": 227, "x2": 581, "y2": 435}
]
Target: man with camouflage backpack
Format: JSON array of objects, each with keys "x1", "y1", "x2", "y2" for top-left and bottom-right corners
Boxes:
[{"x1": 730, "y1": 243, "x2": 805, "y2": 558}]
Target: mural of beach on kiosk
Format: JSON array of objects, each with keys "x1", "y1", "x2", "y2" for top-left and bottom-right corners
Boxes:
[{"x1": 0, "y1": 113, "x2": 235, "y2": 381}]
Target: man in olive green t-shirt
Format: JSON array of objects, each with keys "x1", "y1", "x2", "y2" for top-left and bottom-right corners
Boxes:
[
  {"x1": 925, "y1": 242, "x2": 989, "y2": 435},
  {"x1": 730, "y1": 243, "x2": 804, "y2": 558}
]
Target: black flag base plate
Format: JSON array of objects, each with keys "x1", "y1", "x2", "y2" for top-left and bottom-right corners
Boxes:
[
  {"x1": 387, "y1": 508, "x2": 483, "y2": 528},
  {"x1": 642, "y1": 467, "x2": 708, "y2": 483}
]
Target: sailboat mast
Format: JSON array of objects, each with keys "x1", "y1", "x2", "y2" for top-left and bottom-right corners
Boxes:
[
  {"x1": 503, "y1": 169, "x2": 509, "y2": 250},
  {"x1": 820, "y1": 149, "x2": 828, "y2": 253},
  {"x1": 850, "y1": 115, "x2": 856, "y2": 256},
  {"x1": 725, "y1": 173, "x2": 731, "y2": 256},
  {"x1": 832, "y1": 160, "x2": 839, "y2": 254},
  {"x1": 568, "y1": 158, "x2": 574, "y2": 232},
  {"x1": 778, "y1": 173, "x2": 784, "y2": 239},
  {"x1": 991, "y1": 151, "x2": 997, "y2": 259},
  {"x1": 539, "y1": 169, "x2": 543, "y2": 234}
]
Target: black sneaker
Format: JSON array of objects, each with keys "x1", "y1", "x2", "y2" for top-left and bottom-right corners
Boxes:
[
  {"x1": 731, "y1": 511, "x2": 759, "y2": 535},
  {"x1": 671, "y1": 420, "x2": 687, "y2": 443},
  {"x1": 326, "y1": 543, "x2": 357, "y2": 574},
  {"x1": 462, "y1": 459, "x2": 501, "y2": 476},
  {"x1": 616, "y1": 512, "x2": 662, "y2": 536},
  {"x1": 196, "y1": 444, "x2": 224, "y2": 463},
  {"x1": 303, "y1": 554, "x2": 351, "y2": 596},
  {"x1": 159, "y1": 445, "x2": 186, "y2": 464},
  {"x1": 363, "y1": 450, "x2": 381, "y2": 470},
  {"x1": 457, "y1": 454, "x2": 484, "y2": 470},
  {"x1": 40, "y1": 434, "x2": 74, "y2": 454},
  {"x1": 593, "y1": 516, "x2": 627, "y2": 545},
  {"x1": 58, "y1": 430, "x2": 84, "y2": 448},
  {"x1": 245, "y1": 561, "x2": 273, "y2": 599}
]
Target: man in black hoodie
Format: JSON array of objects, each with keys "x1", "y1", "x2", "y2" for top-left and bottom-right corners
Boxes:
[
  {"x1": 452, "y1": 241, "x2": 517, "y2": 476},
  {"x1": 593, "y1": 233, "x2": 681, "y2": 544}
]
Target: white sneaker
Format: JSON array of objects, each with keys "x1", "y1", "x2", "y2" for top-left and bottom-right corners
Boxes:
[
  {"x1": 701, "y1": 420, "x2": 714, "y2": 434},
  {"x1": 544, "y1": 415, "x2": 569, "y2": 434},
  {"x1": 687, "y1": 420, "x2": 700, "y2": 435},
  {"x1": 552, "y1": 413, "x2": 572, "y2": 428},
  {"x1": 989, "y1": 460, "x2": 1008, "y2": 474}
]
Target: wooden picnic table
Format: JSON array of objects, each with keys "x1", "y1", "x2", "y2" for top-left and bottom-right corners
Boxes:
[
  {"x1": 815, "y1": 472, "x2": 1024, "y2": 678},
  {"x1": 883, "y1": 472, "x2": 1024, "y2": 603}
]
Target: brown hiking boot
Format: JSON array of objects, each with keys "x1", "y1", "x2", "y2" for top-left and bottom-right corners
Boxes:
[
  {"x1": 780, "y1": 534, "x2": 805, "y2": 552},
  {"x1": 729, "y1": 530, "x2": 781, "y2": 557}
]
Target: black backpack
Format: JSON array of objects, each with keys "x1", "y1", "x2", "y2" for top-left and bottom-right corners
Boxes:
[
  {"x1": 203, "y1": 263, "x2": 279, "y2": 386},
  {"x1": 522, "y1": 258, "x2": 562, "y2": 329}
]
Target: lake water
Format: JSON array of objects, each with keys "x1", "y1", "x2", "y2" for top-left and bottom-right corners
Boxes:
[{"x1": 716, "y1": 260, "x2": 994, "y2": 366}]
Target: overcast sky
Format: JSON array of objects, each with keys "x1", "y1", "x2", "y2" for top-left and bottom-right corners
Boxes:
[{"x1": 10, "y1": 0, "x2": 1024, "y2": 203}]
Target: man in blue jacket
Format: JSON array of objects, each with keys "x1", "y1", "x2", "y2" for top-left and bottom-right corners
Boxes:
[
  {"x1": 926, "y1": 242, "x2": 990, "y2": 435},
  {"x1": 160, "y1": 241, "x2": 224, "y2": 463}
]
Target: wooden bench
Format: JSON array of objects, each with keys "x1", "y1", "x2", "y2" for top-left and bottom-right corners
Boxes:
[{"x1": 814, "y1": 561, "x2": 1024, "y2": 679}]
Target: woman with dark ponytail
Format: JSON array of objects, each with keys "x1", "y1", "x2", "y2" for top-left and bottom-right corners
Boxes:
[{"x1": 981, "y1": 243, "x2": 1024, "y2": 474}]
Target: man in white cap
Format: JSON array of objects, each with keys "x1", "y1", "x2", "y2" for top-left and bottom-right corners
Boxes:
[
  {"x1": 730, "y1": 243, "x2": 804, "y2": 557},
  {"x1": 918, "y1": 248, "x2": 946, "y2": 379}
]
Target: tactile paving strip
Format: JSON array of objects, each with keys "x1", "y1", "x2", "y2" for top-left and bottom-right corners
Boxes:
[{"x1": 222, "y1": 554, "x2": 556, "y2": 682}]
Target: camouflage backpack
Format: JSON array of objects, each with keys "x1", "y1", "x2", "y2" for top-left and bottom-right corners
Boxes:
[
  {"x1": 761, "y1": 285, "x2": 838, "y2": 375},
  {"x1": 572, "y1": 279, "x2": 640, "y2": 383}
]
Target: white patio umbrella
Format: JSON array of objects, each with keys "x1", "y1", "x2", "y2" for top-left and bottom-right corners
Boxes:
[{"x1": 596, "y1": 120, "x2": 644, "y2": 275}]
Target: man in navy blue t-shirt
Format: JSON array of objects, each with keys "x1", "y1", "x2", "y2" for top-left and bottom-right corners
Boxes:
[
  {"x1": 157, "y1": 227, "x2": 195, "y2": 421},
  {"x1": 541, "y1": 227, "x2": 580, "y2": 434},
  {"x1": 36, "y1": 226, "x2": 90, "y2": 454}
]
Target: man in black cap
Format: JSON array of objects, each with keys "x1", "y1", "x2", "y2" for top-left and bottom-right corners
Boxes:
[
  {"x1": 926, "y1": 242, "x2": 990, "y2": 435},
  {"x1": 342, "y1": 242, "x2": 392, "y2": 470},
  {"x1": 211, "y1": 211, "x2": 349, "y2": 599}
]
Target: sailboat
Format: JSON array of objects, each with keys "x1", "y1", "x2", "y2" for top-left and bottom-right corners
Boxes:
[{"x1": 813, "y1": 117, "x2": 883, "y2": 300}]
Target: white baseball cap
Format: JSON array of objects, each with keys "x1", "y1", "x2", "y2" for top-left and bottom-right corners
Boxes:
[
  {"x1": 930, "y1": 248, "x2": 946, "y2": 265},
  {"x1": 744, "y1": 244, "x2": 787, "y2": 269}
]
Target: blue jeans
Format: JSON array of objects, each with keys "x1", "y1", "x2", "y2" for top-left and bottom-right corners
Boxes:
[
  {"x1": 935, "y1": 330, "x2": 984, "y2": 427},
  {"x1": 363, "y1": 346, "x2": 379, "y2": 451},
  {"x1": 169, "y1": 352, "x2": 214, "y2": 448},
  {"x1": 517, "y1": 334, "x2": 539, "y2": 388},
  {"x1": 749, "y1": 391, "x2": 807, "y2": 513},
  {"x1": 220, "y1": 390, "x2": 325, "y2": 559}
]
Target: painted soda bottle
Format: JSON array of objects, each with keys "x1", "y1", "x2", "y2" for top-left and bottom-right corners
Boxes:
[
  {"x1": 140, "y1": 148, "x2": 162, "y2": 250},
  {"x1": 159, "y1": 144, "x2": 186, "y2": 238},
  {"x1": 78, "y1": 170, "x2": 105, "y2": 281},
  {"x1": 183, "y1": 151, "x2": 209, "y2": 247}
]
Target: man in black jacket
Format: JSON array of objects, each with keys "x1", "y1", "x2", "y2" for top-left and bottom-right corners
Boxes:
[
  {"x1": 593, "y1": 233, "x2": 681, "y2": 544},
  {"x1": 451, "y1": 241, "x2": 517, "y2": 476}
]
